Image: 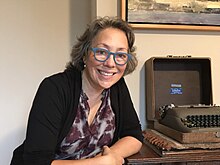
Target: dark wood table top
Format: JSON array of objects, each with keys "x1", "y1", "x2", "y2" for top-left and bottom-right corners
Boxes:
[{"x1": 126, "y1": 143, "x2": 220, "y2": 164}]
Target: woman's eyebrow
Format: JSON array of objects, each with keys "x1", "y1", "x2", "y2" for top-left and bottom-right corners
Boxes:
[
  {"x1": 95, "y1": 43, "x2": 128, "y2": 52},
  {"x1": 95, "y1": 43, "x2": 109, "y2": 48}
]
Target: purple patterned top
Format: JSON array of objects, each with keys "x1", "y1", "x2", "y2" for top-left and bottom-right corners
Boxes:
[{"x1": 55, "y1": 89, "x2": 115, "y2": 160}]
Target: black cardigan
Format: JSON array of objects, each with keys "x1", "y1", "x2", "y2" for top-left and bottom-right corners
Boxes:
[{"x1": 11, "y1": 68, "x2": 143, "y2": 165}]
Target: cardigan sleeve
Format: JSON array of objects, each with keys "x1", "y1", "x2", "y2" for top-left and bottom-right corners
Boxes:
[
  {"x1": 11, "y1": 69, "x2": 81, "y2": 165},
  {"x1": 111, "y1": 78, "x2": 144, "y2": 143},
  {"x1": 23, "y1": 77, "x2": 66, "y2": 165}
]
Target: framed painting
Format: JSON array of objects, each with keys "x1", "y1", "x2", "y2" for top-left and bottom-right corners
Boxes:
[{"x1": 121, "y1": 0, "x2": 220, "y2": 31}]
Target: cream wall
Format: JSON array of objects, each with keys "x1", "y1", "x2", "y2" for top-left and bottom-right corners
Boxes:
[
  {"x1": 0, "y1": 0, "x2": 90, "y2": 164},
  {"x1": 1, "y1": 0, "x2": 220, "y2": 164}
]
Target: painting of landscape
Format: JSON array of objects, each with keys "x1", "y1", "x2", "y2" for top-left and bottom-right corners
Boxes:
[{"x1": 126, "y1": 0, "x2": 220, "y2": 26}]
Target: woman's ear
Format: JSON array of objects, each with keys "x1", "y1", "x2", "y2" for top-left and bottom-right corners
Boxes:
[
  {"x1": 83, "y1": 56, "x2": 87, "y2": 68},
  {"x1": 83, "y1": 56, "x2": 86, "y2": 64}
]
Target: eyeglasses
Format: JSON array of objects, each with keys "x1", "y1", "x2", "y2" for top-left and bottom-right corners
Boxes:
[{"x1": 91, "y1": 47, "x2": 131, "y2": 66}]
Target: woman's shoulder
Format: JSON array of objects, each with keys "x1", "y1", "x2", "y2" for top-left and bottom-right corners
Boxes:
[
  {"x1": 46, "y1": 67, "x2": 81, "y2": 82},
  {"x1": 39, "y1": 67, "x2": 82, "y2": 91},
  {"x1": 111, "y1": 77, "x2": 126, "y2": 89}
]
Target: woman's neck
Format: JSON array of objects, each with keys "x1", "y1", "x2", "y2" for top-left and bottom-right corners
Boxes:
[
  {"x1": 82, "y1": 71, "x2": 103, "y2": 125},
  {"x1": 82, "y1": 71, "x2": 103, "y2": 102}
]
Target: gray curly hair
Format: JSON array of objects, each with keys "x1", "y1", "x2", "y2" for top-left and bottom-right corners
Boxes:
[{"x1": 66, "y1": 16, "x2": 138, "y2": 76}]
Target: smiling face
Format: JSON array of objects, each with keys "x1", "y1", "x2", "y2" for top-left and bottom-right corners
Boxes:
[{"x1": 82, "y1": 27, "x2": 128, "y2": 91}]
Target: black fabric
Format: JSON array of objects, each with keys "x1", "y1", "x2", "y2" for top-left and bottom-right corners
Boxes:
[
  {"x1": 10, "y1": 67, "x2": 143, "y2": 165},
  {"x1": 11, "y1": 144, "x2": 24, "y2": 165}
]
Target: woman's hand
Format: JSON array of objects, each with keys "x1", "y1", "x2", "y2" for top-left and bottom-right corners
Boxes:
[{"x1": 101, "y1": 146, "x2": 125, "y2": 165}]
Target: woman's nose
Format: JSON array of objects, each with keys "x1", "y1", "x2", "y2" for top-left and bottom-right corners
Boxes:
[{"x1": 103, "y1": 54, "x2": 116, "y2": 67}]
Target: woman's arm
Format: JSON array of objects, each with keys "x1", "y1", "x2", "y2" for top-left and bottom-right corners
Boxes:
[
  {"x1": 51, "y1": 145, "x2": 124, "y2": 165},
  {"x1": 109, "y1": 136, "x2": 142, "y2": 158},
  {"x1": 51, "y1": 136, "x2": 141, "y2": 165}
]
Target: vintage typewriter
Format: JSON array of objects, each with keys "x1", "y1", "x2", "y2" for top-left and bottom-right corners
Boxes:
[
  {"x1": 158, "y1": 104, "x2": 220, "y2": 133},
  {"x1": 145, "y1": 56, "x2": 220, "y2": 143}
]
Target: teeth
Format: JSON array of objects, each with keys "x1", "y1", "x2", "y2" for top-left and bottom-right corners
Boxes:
[{"x1": 100, "y1": 71, "x2": 113, "y2": 76}]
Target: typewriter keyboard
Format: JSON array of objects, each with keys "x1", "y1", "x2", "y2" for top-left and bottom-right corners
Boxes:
[{"x1": 182, "y1": 115, "x2": 220, "y2": 128}]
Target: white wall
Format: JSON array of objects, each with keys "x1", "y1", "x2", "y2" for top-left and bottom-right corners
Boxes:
[
  {"x1": 1, "y1": 0, "x2": 220, "y2": 164},
  {"x1": 0, "y1": 0, "x2": 90, "y2": 164},
  {"x1": 130, "y1": 32, "x2": 220, "y2": 128}
]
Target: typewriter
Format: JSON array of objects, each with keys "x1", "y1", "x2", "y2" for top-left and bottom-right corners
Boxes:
[{"x1": 158, "y1": 104, "x2": 220, "y2": 133}]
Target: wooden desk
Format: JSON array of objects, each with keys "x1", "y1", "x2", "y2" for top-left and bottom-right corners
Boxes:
[{"x1": 126, "y1": 143, "x2": 220, "y2": 165}]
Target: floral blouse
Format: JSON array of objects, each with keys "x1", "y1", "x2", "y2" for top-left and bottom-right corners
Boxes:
[{"x1": 55, "y1": 89, "x2": 115, "y2": 160}]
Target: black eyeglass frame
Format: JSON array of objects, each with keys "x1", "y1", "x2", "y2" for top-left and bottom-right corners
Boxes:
[{"x1": 91, "y1": 47, "x2": 132, "y2": 66}]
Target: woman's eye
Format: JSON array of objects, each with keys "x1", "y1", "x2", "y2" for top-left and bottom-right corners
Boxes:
[
  {"x1": 117, "y1": 53, "x2": 127, "y2": 59},
  {"x1": 97, "y1": 50, "x2": 107, "y2": 55}
]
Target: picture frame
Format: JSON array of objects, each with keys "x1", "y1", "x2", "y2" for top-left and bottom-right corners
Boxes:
[{"x1": 121, "y1": 0, "x2": 220, "y2": 31}]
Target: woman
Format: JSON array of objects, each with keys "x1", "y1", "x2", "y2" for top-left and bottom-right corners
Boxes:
[{"x1": 11, "y1": 16, "x2": 143, "y2": 165}]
